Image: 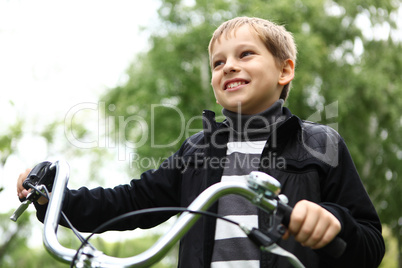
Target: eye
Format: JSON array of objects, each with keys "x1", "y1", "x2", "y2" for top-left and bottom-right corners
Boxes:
[
  {"x1": 213, "y1": 60, "x2": 224, "y2": 69},
  {"x1": 240, "y1": 51, "x2": 254, "y2": 58}
]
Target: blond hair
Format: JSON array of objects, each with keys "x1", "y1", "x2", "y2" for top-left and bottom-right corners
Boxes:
[{"x1": 208, "y1": 17, "x2": 297, "y2": 101}]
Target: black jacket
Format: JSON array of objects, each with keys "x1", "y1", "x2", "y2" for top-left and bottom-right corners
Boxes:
[{"x1": 36, "y1": 107, "x2": 384, "y2": 267}]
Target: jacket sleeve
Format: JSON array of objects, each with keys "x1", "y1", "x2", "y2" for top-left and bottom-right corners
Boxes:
[
  {"x1": 34, "y1": 149, "x2": 185, "y2": 233},
  {"x1": 318, "y1": 138, "x2": 385, "y2": 268}
]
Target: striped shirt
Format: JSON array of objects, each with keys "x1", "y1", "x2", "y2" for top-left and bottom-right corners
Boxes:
[{"x1": 211, "y1": 100, "x2": 285, "y2": 268}]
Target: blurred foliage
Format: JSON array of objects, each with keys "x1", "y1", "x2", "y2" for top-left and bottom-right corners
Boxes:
[
  {"x1": 0, "y1": 117, "x2": 23, "y2": 166},
  {"x1": 1, "y1": 219, "x2": 177, "y2": 267},
  {"x1": 0, "y1": 211, "x2": 31, "y2": 267}
]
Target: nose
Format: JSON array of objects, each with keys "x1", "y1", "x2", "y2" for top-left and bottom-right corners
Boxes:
[{"x1": 223, "y1": 57, "x2": 240, "y2": 74}]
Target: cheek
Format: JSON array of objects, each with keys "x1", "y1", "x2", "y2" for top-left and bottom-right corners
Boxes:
[
  {"x1": 211, "y1": 74, "x2": 220, "y2": 90},
  {"x1": 210, "y1": 77, "x2": 221, "y2": 100}
]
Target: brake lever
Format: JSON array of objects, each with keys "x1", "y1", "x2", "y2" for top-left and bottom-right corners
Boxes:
[
  {"x1": 263, "y1": 243, "x2": 305, "y2": 268},
  {"x1": 10, "y1": 185, "x2": 46, "y2": 222},
  {"x1": 239, "y1": 224, "x2": 305, "y2": 268}
]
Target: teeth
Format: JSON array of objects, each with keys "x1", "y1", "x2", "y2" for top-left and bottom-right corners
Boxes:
[{"x1": 227, "y1": 81, "x2": 246, "y2": 89}]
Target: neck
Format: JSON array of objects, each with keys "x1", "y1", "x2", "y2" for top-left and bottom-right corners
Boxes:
[{"x1": 222, "y1": 99, "x2": 285, "y2": 134}]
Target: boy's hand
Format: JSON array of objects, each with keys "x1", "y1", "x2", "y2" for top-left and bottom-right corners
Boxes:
[
  {"x1": 17, "y1": 168, "x2": 48, "y2": 205},
  {"x1": 17, "y1": 169, "x2": 31, "y2": 200},
  {"x1": 283, "y1": 200, "x2": 341, "y2": 250}
]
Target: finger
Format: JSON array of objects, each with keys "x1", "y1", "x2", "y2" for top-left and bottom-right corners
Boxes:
[
  {"x1": 282, "y1": 229, "x2": 290, "y2": 240},
  {"x1": 17, "y1": 169, "x2": 29, "y2": 193},
  {"x1": 37, "y1": 195, "x2": 50, "y2": 205},
  {"x1": 302, "y1": 215, "x2": 329, "y2": 248},
  {"x1": 311, "y1": 216, "x2": 341, "y2": 249},
  {"x1": 295, "y1": 207, "x2": 320, "y2": 245},
  {"x1": 18, "y1": 188, "x2": 31, "y2": 199},
  {"x1": 288, "y1": 201, "x2": 308, "y2": 236}
]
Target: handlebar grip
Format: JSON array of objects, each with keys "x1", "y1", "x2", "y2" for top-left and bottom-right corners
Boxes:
[
  {"x1": 278, "y1": 202, "x2": 347, "y2": 259},
  {"x1": 279, "y1": 201, "x2": 292, "y2": 227},
  {"x1": 315, "y1": 234, "x2": 347, "y2": 259}
]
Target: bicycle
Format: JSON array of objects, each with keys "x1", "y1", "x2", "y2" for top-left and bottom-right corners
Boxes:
[{"x1": 11, "y1": 160, "x2": 346, "y2": 268}]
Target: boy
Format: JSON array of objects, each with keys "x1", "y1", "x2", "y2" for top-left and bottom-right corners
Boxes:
[{"x1": 17, "y1": 17, "x2": 384, "y2": 267}]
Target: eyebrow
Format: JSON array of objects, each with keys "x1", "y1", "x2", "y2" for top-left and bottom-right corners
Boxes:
[{"x1": 211, "y1": 42, "x2": 260, "y2": 60}]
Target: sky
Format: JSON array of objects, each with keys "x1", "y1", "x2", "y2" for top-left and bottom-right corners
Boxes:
[
  {"x1": 0, "y1": 0, "x2": 159, "y2": 122},
  {"x1": 0, "y1": 0, "x2": 160, "y2": 215}
]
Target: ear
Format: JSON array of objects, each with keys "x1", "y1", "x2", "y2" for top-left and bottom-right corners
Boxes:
[{"x1": 278, "y1": 59, "x2": 295, "y2": 86}]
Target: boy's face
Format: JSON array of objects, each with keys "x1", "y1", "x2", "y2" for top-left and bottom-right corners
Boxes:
[{"x1": 210, "y1": 25, "x2": 293, "y2": 114}]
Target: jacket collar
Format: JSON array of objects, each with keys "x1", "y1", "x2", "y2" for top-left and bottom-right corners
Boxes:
[{"x1": 202, "y1": 107, "x2": 301, "y2": 140}]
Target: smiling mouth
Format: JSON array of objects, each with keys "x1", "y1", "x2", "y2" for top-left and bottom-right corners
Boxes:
[{"x1": 225, "y1": 81, "x2": 248, "y2": 90}]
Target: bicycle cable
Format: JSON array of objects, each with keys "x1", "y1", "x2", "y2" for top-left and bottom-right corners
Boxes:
[
  {"x1": 70, "y1": 207, "x2": 242, "y2": 268},
  {"x1": 27, "y1": 183, "x2": 95, "y2": 249}
]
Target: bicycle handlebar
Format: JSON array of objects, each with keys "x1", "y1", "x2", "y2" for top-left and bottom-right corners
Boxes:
[
  {"x1": 44, "y1": 160, "x2": 285, "y2": 267},
  {"x1": 15, "y1": 160, "x2": 347, "y2": 267}
]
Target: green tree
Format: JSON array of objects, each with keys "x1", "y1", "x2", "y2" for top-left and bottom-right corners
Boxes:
[
  {"x1": 103, "y1": 0, "x2": 402, "y2": 266},
  {"x1": 0, "y1": 211, "x2": 31, "y2": 267},
  {"x1": 0, "y1": 103, "x2": 23, "y2": 167},
  {"x1": 1, "y1": 221, "x2": 176, "y2": 268},
  {"x1": 0, "y1": 105, "x2": 27, "y2": 265}
]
